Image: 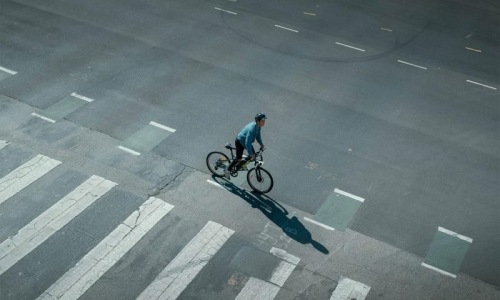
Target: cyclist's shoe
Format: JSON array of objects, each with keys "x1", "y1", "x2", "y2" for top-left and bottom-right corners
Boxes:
[{"x1": 224, "y1": 170, "x2": 231, "y2": 180}]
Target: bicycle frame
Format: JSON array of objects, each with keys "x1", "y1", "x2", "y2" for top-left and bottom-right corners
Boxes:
[{"x1": 224, "y1": 143, "x2": 264, "y2": 171}]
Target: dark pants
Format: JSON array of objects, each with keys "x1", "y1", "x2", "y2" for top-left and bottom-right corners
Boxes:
[{"x1": 227, "y1": 139, "x2": 254, "y2": 171}]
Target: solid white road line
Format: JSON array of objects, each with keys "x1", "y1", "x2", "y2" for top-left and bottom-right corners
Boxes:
[
  {"x1": 335, "y1": 42, "x2": 365, "y2": 52},
  {"x1": 421, "y1": 262, "x2": 457, "y2": 278},
  {"x1": 31, "y1": 113, "x2": 56, "y2": 123},
  {"x1": 117, "y1": 145, "x2": 141, "y2": 156},
  {"x1": 0, "y1": 175, "x2": 116, "y2": 275},
  {"x1": 0, "y1": 154, "x2": 61, "y2": 206},
  {"x1": 275, "y1": 25, "x2": 299, "y2": 33},
  {"x1": 38, "y1": 197, "x2": 173, "y2": 300},
  {"x1": 214, "y1": 7, "x2": 237, "y2": 15},
  {"x1": 70, "y1": 92, "x2": 94, "y2": 102},
  {"x1": 0, "y1": 140, "x2": 9, "y2": 150},
  {"x1": 303, "y1": 217, "x2": 335, "y2": 231},
  {"x1": 397, "y1": 60, "x2": 427, "y2": 70},
  {"x1": 235, "y1": 277, "x2": 280, "y2": 300},
  {"x1": 0, "y1": 65, "x2": 17, "y2": 75},
  {"x1": 330, "y1": 277, "x2": 371, "y2": 300},
  {"x1": 466, "y1": 80, "x2": 497, "y2": 90},
  {"x1": 334, "y1": 188, "x2": 365, "y2": 202},
  {"x1": 149, "y1": 121, "x2": 176, "y2": 133},
  {"x1": 137, "y1": 221, "x2": 234, "y2": 300},
  {"x1": 438, "y1": 227, "x2": 473, "y2": 243}
]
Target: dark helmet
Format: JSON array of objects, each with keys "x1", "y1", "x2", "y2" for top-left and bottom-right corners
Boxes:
[{"x1": 255, "y1": 113, "x2": 267, "y2": 121}]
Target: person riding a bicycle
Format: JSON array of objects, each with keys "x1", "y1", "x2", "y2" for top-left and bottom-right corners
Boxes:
[{"x1": 225, "y1": 113, "x2": 267, "y2": 179}]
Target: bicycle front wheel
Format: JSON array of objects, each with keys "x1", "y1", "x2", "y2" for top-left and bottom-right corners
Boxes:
[
  {"x1": 247, "y1": 167, "x2": 274, "y2": 193},
  {"x1": 206, "y1": 151, "x2": 230, "y2": 177}
]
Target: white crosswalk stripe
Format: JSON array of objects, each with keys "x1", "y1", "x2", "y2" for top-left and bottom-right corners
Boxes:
[
  {"x1": 0, "y1": 154, "x2": 61, "y2": 206},
  {"x1": 0, "y1": 175, "x2": 117, "y2": 275},
  {"x1": 137, "y1": 221, "x2": 234, "y2": 300},
  {"x1": 37, "y1": 197, "x2": 174, "y2": 300},
  {"x1": 0, "y1": 140, "x2": 9, "y2": 150}
]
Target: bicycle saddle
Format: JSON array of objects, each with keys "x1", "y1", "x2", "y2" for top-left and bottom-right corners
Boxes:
[{"x1": 225, "y1": 143, "x2": 235, "y2": 150}]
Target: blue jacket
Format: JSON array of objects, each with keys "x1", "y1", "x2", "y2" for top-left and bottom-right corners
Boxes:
[{"x1": 237, "y1": 122, "x2": 263, "y2": 155}]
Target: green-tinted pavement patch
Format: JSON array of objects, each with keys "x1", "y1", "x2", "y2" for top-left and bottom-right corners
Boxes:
[
  {"x1": 43, "y1": 96, "x2": 90, "y2": 121},
  {"x1": 423, "y1": 228, "x2": 472, "y2": 277},
  {"x1": 122, "y1": 123, "x2": 174, "y2": 152},
  {"x1": 312, "y1": 190, "x2": 363, "y2": 231}
]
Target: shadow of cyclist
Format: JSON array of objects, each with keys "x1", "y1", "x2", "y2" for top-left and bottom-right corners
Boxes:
[{"x1": 212, "y1": 176, "x2": 329, "y2": 254}]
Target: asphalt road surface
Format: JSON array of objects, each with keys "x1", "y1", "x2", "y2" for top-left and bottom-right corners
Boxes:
[{"x1": 0, "y1": 0, "x2": 499, "y2": 299}]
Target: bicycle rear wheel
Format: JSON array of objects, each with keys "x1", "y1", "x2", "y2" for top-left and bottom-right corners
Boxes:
[
  {"x1": 247, "y1": 167, "x2": 274, "y2": 193},
  {"x1": 206, "y1": 151, "x2": 230, "y2": 177}
]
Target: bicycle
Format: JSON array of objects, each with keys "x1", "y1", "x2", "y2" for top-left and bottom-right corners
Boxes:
[{"x1": 206, "y1": 143, "x2": 274, "y2": 193}]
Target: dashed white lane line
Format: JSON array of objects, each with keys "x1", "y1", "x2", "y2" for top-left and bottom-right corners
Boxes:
[
  {"x1": 465, "y1": 47, "x2": 482, "y2": 53},
  {"x1": 335, "y1": 42, "x2": 365, "y2": 52},
  {"x1": 330, "y1": 277, "x2": 371, "y2": 300},
  {"x1": 137, "y1": 221, "x2": 234, "y2": 300},
  {"x1": 31, "y1": 113, "x2": 56, "y2": 123},
  {"x1": 0, "y1": 154, "x2": 61, "y2": 206},
  {"x1": 214, "y1": 7, "x2": 237, "y2": 15},
  {"x1": 438, "y1": 227, "x2": 473, "y2": 243},
  {"x1": 380, "y1": 27, "x2": 393, "y2": 32},
  {"x1": 0, "y1": 175, "x2": 116, "y2": 276},
  {"x1": 397, "y1": 60, "x2": 427, "y2": 70},
  {"x1": 334, "y1": 188, "x2": 365, "y2": 202},
  {"x1": 70, "y1": 92, "x2": 94, "y2": 102},
  {"x1": 207, "y1": 179, "x2": 225, "y2": 189},
  {"x1": 421, "y1": 263, "x2": 457, "y2": 278},
  {"x1": 0, "y1": 65, "x2": 17, "y2": 75},
  {"x1": 303, "y1": 12, "x2": 316, "y2": 16},
  {"x1": 117, "y1": 145, "x2": 141, "y2": 156},
  {"x1": 37, "y1": 197, "x2": 173, "y2": 300},
  {"x1": 149, "y1": 121, "x2": 176, "y2": 133},
  {"x1": 303, "y1": 217, "x2": 335, "y2": 231},
  {"x1": 466, "y1": 80, "x2": 497, "y2": 90},
  {"x1": 275, "y1": 25, "x2": 299, "y2": 33}
]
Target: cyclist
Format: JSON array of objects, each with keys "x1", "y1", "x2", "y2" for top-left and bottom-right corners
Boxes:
[{"x1": 225, "y1": 113, "x2": 267, "y2": 179}]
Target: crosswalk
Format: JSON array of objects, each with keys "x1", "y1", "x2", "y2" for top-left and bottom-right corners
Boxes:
[{"x1": 0, "y1": 139, "x2": 370, "y2": 300}]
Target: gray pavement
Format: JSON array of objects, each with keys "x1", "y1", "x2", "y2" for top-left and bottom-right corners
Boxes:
[{"x1": 0, "y1": 0, "x2": 499, "y2": 298}]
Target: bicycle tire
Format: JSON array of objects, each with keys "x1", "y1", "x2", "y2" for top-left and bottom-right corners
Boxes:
[
  {"x1": 206, "y1": 151, "x2": 230, "y2": 177},
  {"x1": 247, "y1": 167, "x2": 274, "y2": 193}
]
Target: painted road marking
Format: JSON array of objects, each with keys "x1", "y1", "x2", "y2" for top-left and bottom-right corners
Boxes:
[
  {"x1": 335, "y1": 42, "x2": 365, "y2": 52},
  {"x1": 137, "y1": 221, "x2": 234, "y2": 300},
  {"x1": 397, "y1": 60, "x2": 427, "y2": 70},
  {"x1": 0, "y1": 140, "x2": 9, "y2": 150},
  {"x1": 38, "y1": 197, "x2": 173, "y2": 300},
  {"x1": 465, "y1": 47, "x2": 481, "y2": 53},
  {"x1": 0, "y1": 175, "x2": 117, "y2": 275},
  {"x1": 330, "y1": 277, "x2": 371, "y2": 300},
  {"x1": 333, "y1": 188, "x2": 365, "y2": 202},
  {"x1": 466, "y1": 80, "x2": 497, "y2": 90},
  {"x1": 149, "y1": 121, "x2": 176, "y2": 133},
  {"x1": 275, "y1": 25, "x2": 299, "y2": 33},
  {"x1": 31, "y1": 113, "x2": 56, "y2": 123},
  {"x1": 207, "y1": 179, "x2": 226, "y2": 189},
  {"x1": 0, "y1": 65, "x2": 17, "y2": 75},
  {"x1": 236, "y1": 248, "x2": 299, "y2": 300},
  {"x1": 310, "y1": 188, "x2": 366, "y2": 231},
  {"x1": 0, "y1": 154, "x2": 61, "y2": 206},
  {"x1": 70, "y1": 92, "x2": 94, "y2": 102},
  {"x1": 380, "y1": 27, "x2": 393, "y2": 32},
  {"x1": 120, "y1": 121, "x2": 176, "y2": 153},
  {"x1": 235, "y1": 277, "x2": 280, "y2": 300},
  {"x1": 303, "y1": 217, "x2": 335, "y2": 231},
  {"x1": 421, "y1": 227, "x2": 473, "y2": 278},
  {"x1": 117, "y1": 145, "x2": 141, "y2": 156},
  {"x1": 303, "y1": 12, "x2": 316, "y2": 16},
  {"x1": 214, "y1": 7, "x2": 237, "y2": 15}
]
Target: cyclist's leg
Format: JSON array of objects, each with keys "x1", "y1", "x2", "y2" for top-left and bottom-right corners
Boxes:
[{"x1": 227, "y1": 139, "x2": 244, "y2": 171}]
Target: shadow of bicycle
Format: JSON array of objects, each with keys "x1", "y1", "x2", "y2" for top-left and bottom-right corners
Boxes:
[{"x1": 212, "y1": 176, "x2": 329, "y2": 254}]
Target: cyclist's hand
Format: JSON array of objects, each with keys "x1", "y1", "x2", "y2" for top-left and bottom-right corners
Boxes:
[
  {"x1": 260, "y1": 145, "x2": 265, "y2": 151},
  {"x1": 250, "y1": 154, "x2": 256, "y2": 161}
]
